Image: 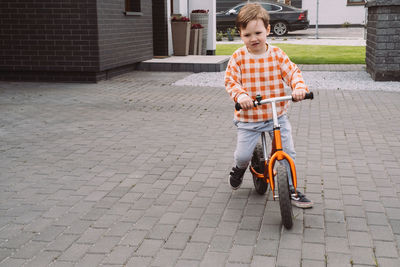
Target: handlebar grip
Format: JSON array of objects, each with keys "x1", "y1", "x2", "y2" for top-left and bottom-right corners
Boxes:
[
  {"x1": 235, "y1": 102, "x2": 242, "y2": 111},
  {"x1": 304, "y1": 92, "x2": 314, "y2": 100},
  {"x1": 292, "y1": 91, "x2": 314, "y2": 102}
]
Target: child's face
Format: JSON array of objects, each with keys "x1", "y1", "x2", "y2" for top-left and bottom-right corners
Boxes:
[{"x1": 239, "y1": 19, "x2": 270, "y2": 55}]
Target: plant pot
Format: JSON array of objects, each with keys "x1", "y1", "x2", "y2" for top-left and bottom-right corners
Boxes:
[
  {"x1": 190, "y1": 13, "x2": 209, "y2": 55},
  {"x1": 189, "y1": 29, "x2": 198, "y2": 55},
  {"x1": 171, "y1": 22, "x2": 191, "y2": 56}
]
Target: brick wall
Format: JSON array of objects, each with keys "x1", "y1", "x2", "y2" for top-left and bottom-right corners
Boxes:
[
  {"x1": 0, "y1": 0, "x2": 100, "y2": 82},
  {"x1": 366, "y1": 0, "x2": 400, "y2": 81},
  {"x1": 97, "y1": 0, "x2": 153, "y2": 73}
]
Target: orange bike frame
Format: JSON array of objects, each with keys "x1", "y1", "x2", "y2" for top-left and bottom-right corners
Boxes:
[{"x1": 249, "y1": 128, "x2": 297, "y2": 200}]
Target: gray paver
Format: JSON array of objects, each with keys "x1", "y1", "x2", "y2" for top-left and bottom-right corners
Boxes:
[
  {"x1": 58, "y1": 243, "x2": 90, "y2": 262},
  {"x1": 200, "y1": 251, "x2": 228, "y2": 267},
  {"x1": 76, "y1": 253, "x2": 105, "y2": 267},
  {"x1": 1, "y1": 70, "x2": 400, "y2": 266},
  {"x1": 228, "y1": 245, "x2": 253, "y2": 264},
  {"x1": 210, "y1": 235, "x2": 234, "y2": 252},
  {"x1": 180, "y1": 242, "x2": 209, "y2": 261},
  {"x1": 151, "y1": 249, "x2": 182, "y2": 267},
  {"x1": 276, "y1": 248, "x2": 301, "y2": 267},
  {"x1": 135, "y1": 239, "x2": 164, "y2": 257},
  {"x1": 102, "y1": 245, "x2": 135, "y2": 265},
  {"x1": 191, "y1": 227, "x2": 215, "y2": 243}
]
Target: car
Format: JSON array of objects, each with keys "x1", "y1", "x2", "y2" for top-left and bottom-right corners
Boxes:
[{"x1": 216, "y1": 1, "x2": 309, "y2": 36}]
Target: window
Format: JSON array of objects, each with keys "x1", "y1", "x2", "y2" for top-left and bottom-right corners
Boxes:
[
  {"x1": 234, "y1": 5, "x2": 243, "y2": 14},
  {"x1": 126, "y1": 0, "x2": 141, "y2": 12},
  {"x1": 347, "y1": 0, "x2": 365, "y2": 6}
]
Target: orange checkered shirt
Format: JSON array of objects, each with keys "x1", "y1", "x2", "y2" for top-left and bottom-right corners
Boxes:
[{"x1": 225, "y1": 44, "x2": 308, "y2": 122}]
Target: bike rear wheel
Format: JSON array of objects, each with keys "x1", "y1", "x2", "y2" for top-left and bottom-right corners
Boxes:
[
  {"x1": 251, "y1": 144, "x2": 268, "y2": 195},
  {"x1": 277, "y1": 163, "x2": 293, "y2": 229}
]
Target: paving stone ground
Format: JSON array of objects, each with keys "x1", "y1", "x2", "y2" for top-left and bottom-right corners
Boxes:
[{"x1": 0, "y1": 70, "x2": 400, "y2": 267}]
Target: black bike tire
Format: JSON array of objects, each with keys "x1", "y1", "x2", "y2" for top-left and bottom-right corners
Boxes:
[
  {"x1": 251, "y1": 144, "x2": 268, "y2": 195},
  {"x1": 277, "y1": 163, "x2": 293, "y2": 229}
]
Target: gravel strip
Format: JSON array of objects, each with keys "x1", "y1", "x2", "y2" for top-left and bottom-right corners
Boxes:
[{"x1": 173, "y1": 71, "x2": 400, "y2": 92}]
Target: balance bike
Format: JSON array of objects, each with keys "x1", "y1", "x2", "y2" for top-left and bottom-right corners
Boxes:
[{"x1": 235, "y1": 92, "x2": 313, "y2": 229}]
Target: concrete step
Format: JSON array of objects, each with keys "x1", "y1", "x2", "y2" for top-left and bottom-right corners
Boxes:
[{"x1": 137, "y1": 55, "x2": 230, "y2": 73}]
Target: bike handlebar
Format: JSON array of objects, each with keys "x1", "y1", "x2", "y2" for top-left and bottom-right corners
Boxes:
[{"x1": 235, "y1": 92, "x2": 314, "y2": 111}]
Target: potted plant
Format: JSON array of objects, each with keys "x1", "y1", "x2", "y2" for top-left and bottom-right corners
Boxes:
[
  {"x1": 190, "y1": 9, "x2": 209, "y2": 55},
  {"x1": 189, "y1": 23, "x2": 203, "y2": 55},
  {"x1": 171, "y1": 15, "x2": 191, "y2": 56},
  {"x1": 216, "y1": 31, "x2": 224, "y2": 42}
]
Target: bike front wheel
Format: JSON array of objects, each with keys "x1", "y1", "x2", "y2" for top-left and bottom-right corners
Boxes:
[{"x1": 277, "y1": 163, "x2": 293, "y2": 229}]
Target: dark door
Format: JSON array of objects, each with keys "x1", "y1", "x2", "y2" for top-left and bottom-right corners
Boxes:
[{"x1": 152, "y1": 0, "x2": 169, "y2": 56}]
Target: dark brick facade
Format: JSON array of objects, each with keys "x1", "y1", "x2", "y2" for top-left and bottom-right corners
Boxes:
[
  {"x1": 97, "y1": 0, "x2": 153, "y2": 75},
  {"x1": 0, "y1": 0, "x2": 158, "y2": 82},
  {"x1": 0, "y1": 0, "x2": 99, "y2": 82},
  {"x1": 366, "y1": 0, "x2": 400, "y2": 81}
]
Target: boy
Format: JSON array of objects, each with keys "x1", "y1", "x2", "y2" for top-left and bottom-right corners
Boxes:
[{"x1": 225, "y1": 3, "x2": 312, "y2": 208}]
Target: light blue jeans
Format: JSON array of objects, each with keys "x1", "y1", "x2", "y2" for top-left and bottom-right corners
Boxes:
[{"x1": 234, "y1": 115, "x2": 296, "y2": 187}]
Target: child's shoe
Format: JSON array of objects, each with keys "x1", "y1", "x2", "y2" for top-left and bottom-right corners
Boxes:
[
  {"x1": 229, "y1": 166, "x2": 246, "y2": 190},
  {"x1": 290, "y1": 189, "x2": 313, "y2": 208}
]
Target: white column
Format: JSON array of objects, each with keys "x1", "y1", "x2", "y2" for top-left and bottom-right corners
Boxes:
[{"x1": 167, "y1": 0, "x2": 173, "y2": 55}]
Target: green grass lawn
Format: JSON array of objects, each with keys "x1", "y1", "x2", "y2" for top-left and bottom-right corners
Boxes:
[{"x1": 216, "y1": 43, "x2": 366, "y2": 64}]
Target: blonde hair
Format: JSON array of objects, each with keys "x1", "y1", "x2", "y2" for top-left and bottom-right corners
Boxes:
[{"x1": 236, "y1": 3, "x2": 270, "y2": 31}]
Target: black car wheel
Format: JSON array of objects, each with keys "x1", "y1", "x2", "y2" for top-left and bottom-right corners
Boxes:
[{"x1": 272, "y1": 21, "x2": 288, "y2": 36}]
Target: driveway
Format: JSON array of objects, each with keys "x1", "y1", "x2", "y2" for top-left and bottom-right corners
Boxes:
[{"x1": 0, "y1": 70, "x2": 399, "y2": 266}]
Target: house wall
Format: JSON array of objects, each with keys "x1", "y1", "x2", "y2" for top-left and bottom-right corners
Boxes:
[
  {"x1": 302, "y1": 0, "x2": 366, "y2": 26},
  {"x1": 97, "y1": 0, "x2": 153, "y2": 76},
  {"x1": 0, "y1": 0, "x2": 100, "y2": 82}
]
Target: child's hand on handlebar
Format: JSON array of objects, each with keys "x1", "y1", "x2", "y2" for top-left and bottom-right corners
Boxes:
[
  {"x1": 238, "y1": 95, "x2": 254, "y2": 110},
  {"x1": 292, "y1": 89, "x2": 307, "y2": 102}
]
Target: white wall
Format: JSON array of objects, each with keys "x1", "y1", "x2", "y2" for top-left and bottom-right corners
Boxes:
[
  {"x1": 303, "y1": 0, "x2": 367, "y2": 25},
  {"x1": 173, "y1": 0, "x2": 188, "y2": 16}
]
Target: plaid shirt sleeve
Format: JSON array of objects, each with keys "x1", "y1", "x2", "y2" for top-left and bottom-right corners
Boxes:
[
  {"x1": 224, "y1": 51, "x2": 247, "y2": 102},
  {"x1": 277, "y1": 48, "x2": 308, "y2": 92}
]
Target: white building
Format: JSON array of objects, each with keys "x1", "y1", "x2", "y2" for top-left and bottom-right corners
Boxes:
[{"x1": 298, "y1": 0, "x2": 367, "y2": 26}]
